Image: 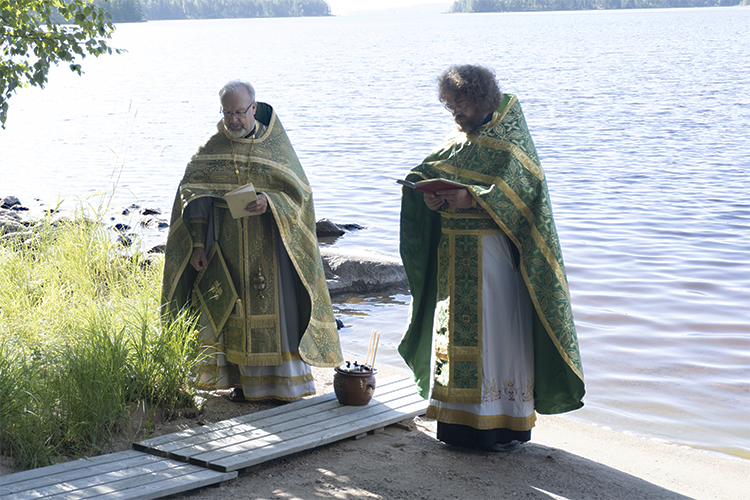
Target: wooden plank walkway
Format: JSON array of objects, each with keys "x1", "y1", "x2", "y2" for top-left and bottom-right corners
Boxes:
[
  {"x1": 0, "y1": 376, "x2": 425, "y2": 499},
  {"x1": 134, "y1": 375, "x2": 427, "y2": 472},
  {"x1": 0, "y1": 450, "x2": 237, "y2": 500}
]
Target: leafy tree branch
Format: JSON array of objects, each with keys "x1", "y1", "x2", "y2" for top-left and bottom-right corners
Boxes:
[{"x1": 0, "y1": 0, "x2": 121, "y2": 128}]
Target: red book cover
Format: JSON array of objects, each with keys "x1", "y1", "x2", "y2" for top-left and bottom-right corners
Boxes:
[{"x1": 397, "y1": 178, "x2": 467, "y2": 193}]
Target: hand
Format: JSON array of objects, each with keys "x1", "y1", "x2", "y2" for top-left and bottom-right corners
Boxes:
[
  {"x1": 436, "y1": 188, "x2": 473, "y2": 209},
  {"x1": 245, "y1": 193, "x2": 268, "y2": 214},
  {"x1": 190, "y1": 247, "x2": 208, "y2": 271},
  {"x1": 423, "y1": 192, "x2": 446, "y2": 211}
]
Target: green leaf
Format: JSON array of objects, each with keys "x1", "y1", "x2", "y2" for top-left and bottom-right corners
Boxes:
[{"x1": 0, "y1": 0, "x2": 120, "y2": 127}]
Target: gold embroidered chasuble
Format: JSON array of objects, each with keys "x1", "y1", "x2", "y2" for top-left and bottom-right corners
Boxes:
[
  {"x1": 431, "y1": 210, "x2": 507, "y2": 405},
  {"x1": 399, "y1": 95, "x2": 585, "y2": 415},
  {"x1": 162, "y1": 102, "x2": 343, "y2": 368}
]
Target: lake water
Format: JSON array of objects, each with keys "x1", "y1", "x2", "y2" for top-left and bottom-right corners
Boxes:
[{"x1": 1, "y1": 7, "x2": 748, "y2": 459}]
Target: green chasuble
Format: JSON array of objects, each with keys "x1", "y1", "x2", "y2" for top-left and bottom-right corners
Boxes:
[
  {"x1": 398, "y1": 95, "x2": 585, "y2": 414},
  {"x1": 162, "y1": 102, "x2": 343, "y2": 368}
]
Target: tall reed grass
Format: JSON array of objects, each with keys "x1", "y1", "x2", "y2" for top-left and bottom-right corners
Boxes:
[{"x1": 0, "y1": 207, "x2": 202, "y2": 470}]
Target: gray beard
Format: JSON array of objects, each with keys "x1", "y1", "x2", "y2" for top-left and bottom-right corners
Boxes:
[{"x1": 226, "y1": 126, "x2": 247, "y2": 138}]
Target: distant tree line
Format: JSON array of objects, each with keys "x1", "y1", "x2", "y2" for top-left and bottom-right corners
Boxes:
[
  {"x1": 93, "y1": 0, "x2": 331, "y2": 22},
  {"x1": 93, "y1": 0, "x2": 143, "y2": 22},
  {"x1": 449, "y1": 0, "x2": 746, "y2": 11}
]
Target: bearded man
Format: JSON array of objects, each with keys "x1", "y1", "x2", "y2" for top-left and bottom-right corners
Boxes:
[
  {"x1": 162, "y1": 80, "x2": 342, "y2": 402},
  {"x1": 398, "y1": 65, "x2": 585, "y2": 451}
]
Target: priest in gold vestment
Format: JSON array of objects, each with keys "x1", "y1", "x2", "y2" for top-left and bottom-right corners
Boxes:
[
  {"x1": 162, "y1": 80, "x2": 342, "y2": 402},
  {"x1": 399, "y1": 65, "x2": 585, "y2": 451}
]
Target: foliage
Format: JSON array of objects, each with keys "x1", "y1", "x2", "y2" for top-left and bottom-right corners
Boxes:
[
  {"x1": 93, "y1": 0, "x2": 143, "y2": 22},
  {"x1": 448, "y1": 0, "x2": 743, "y2": 11},
  {"x1": 0, "y1": 0, "x2": 331, "y2": 124},
  {"x1": 0, "y1": 206, "x2": 203, "y2": 470},
  {"x1": 140, "y1": 0, "x2": 331, "y2": 20},
  {"x1": 0, "y1": 0, "x2": 122, "y2": 128}
]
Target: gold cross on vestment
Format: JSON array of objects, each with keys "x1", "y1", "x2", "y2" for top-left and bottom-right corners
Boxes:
[{"x1": 209, "y1": 280, "x2": 223, "y2": 300}]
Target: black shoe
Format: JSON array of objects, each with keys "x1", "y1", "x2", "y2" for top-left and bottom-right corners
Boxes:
[
  {"x1": 484, "y1": 440, "x2": 521, "y2": 452},
  {"x1": 228, "y1": 387, "x2": 246, "y2": 403}
]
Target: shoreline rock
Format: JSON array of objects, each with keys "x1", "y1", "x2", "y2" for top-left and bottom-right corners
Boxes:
[
  {"x1": 2, "y1": 196, "x2": 406, "y2": 297},
  {"x1": 320, "y1": 247, "x2": 406, "y2": 296}
]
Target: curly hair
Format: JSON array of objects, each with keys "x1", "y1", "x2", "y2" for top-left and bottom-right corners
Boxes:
[{"x1": 438, "y1": 65, "x2": 502, "y2": 115}]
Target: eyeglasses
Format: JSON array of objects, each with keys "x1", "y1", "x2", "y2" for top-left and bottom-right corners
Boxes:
[
  {"x1": 221, "y1": 103, "x2": 254, "y2": 118},
  {"x1": 444, "y1": 101, "x2": 467, "y2": 114}
]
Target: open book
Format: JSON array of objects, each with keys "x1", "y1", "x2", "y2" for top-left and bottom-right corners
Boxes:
[
  {"x1": 224, "y1": 183, "x2": 259, "y2": 219},
  {"x1": 397, "y1": 178, "x2": 467, "y2": 194}
]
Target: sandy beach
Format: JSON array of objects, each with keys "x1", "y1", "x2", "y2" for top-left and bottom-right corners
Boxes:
[
  {"x1": 151, "y1": 365, "x2": 747, "y2": 500},
  {"x1": 2, "y1": 363, "x2": 746, "y2": 499},
  {"x1": 1, "y1": 363, "x2": 747, "y2": 499},
  {"x1": 0, "y1": 366, "x2": 750, "y2": 500}
]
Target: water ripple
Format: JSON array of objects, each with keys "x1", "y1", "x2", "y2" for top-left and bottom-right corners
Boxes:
[{"x1": 1, "y1": 7, "x2": 748, "y2": 458}]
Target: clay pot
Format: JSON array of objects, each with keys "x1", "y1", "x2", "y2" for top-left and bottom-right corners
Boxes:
[{"x1": 333, "y1": 365, "x2": 377, "y2": 406}]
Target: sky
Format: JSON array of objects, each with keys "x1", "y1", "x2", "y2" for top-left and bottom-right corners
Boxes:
[{"x1": 327, "y1": 0, "x2": 451, "y2": 16}]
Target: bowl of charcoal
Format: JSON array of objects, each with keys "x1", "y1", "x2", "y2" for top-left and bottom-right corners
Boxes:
[{"x1": 333, "y1": 361, "x2": 377, "y2": 406}]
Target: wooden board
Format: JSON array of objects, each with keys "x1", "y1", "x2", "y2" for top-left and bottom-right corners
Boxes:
[
  {"x1": 0, "y1": 376, "x2": 424, "y2": 499},
  {"x1": 0, "y1": 450, "x2": 237, "y2": 500},
  {"x1": 135, "y1": 376, "x2": 427, "y2": 472}
]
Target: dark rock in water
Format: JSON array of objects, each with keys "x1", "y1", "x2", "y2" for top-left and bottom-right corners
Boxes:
[
  {"x1": 0, "y1": 208, "x2": 22, "y2": 222},
  {"x1": 113, "y1": 223, "x2": 130, "y2": 232},
  {"x1": 141, "y1": 253, "x2": 163, "y2": 268},
  {"x1": 142, "y1": 207, "x2": 161, "y2": 216},
  {"x1": 1, "y1": 196, "x2": 21, "y2": 209},
  {"x1": 117, "y1": 234, "x2": 133, "y2": 247},
  {"x1": 336, "y1": 318, "x2": 345, "y2": 330},
  {"x1": 0, "y1": 196, "x2": 29, "y2": 211},
  {"x1": 315, "y1": 219, "x2": 367, "y2": 238},
  {"x1": 316, "y1": 219, "x2": 367, "y2": 247},
  {"x1": 316, "y1": 218, "x2": 345, "y2": 237},
  {"x1": 139, "y1": 217, "x2": 167, "y2": 229},
  {"x1": 148, "y1": 243, "x2": 166, "y2": 254},
  {"x1": 121, "y1": 204, "x2": 140, "y2": 216},
  {"x1": 0, "y1": 208, "x2": 24, "y2": 235}
]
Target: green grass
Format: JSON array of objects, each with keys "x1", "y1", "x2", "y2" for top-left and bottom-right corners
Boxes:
[{"x1": 0, "y1": 206, "x2": 202, "y2": 470}]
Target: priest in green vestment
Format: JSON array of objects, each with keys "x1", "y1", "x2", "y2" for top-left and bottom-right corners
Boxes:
[
  {"x1": 162, "y1": 80, "x2": 342, "y2": 402},
  {"x1": 399, "y1": 65, "x2": 585, "y2": 451}
]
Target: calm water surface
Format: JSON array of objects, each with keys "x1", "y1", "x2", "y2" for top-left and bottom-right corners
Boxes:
[{"x1": 1, "y1": 8, "x2": 748, "y2": 458}]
